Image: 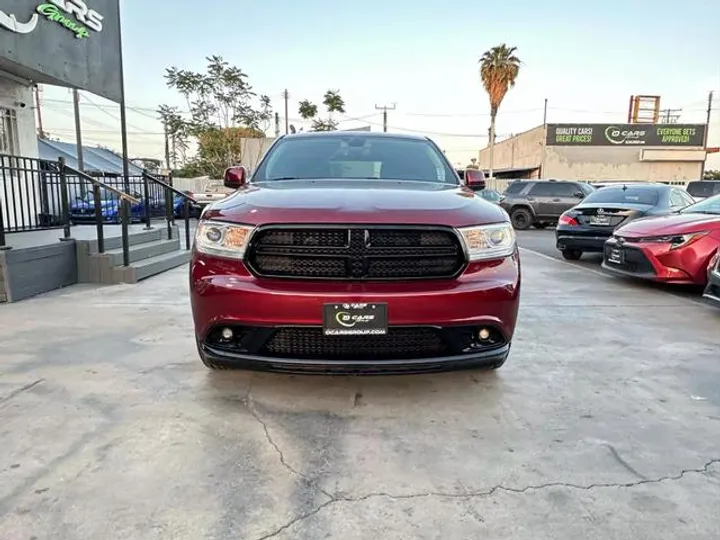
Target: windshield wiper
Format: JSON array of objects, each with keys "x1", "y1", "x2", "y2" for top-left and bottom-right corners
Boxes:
[{"x1": 267, "y1": 176, "x2": 300, "y2": 181}]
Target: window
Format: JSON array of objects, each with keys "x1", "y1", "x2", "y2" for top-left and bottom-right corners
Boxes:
[
  {"x1": 254, "y1": 135, "x2": 457, "y2": 184},
  {"x1": 582, "y1": 187, "x2": 660, "y2": 206},
  {"x1": 669, "y1": 189, "x2": 690, "y2": 208},
  {"x1": 553, "y1": 183, "x2": 581, "y2": 197},
  {"x1": 529, "y1": 182, "x2": 556, "y2": 196},
  {"x1": 687, "y1": 181, "x2": 720, "y2": 198},
  {"x1": 503, "y1": 182, "x2": 526, "y2": 195},
  {"x1": 680, "y1": 193, "x2": 720, "y2": 215},
  {"x1": 0, "y1": 107, "x2": 19, "y2": 155}
]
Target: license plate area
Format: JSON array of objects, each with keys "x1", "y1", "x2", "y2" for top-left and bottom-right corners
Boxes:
[
  {"x1": 608, "y1": 248, "x2": 625, "y2": 265},
  {"x1": 323, "y1": 303, "x2": 388, "y2": 336},
  {"x1": 590, "y1": 215, "x2": 611, "y2": 226}
]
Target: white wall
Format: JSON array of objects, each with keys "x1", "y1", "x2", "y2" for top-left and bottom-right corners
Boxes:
[{"x1": 0, "y1": 76, "x2": 40, "y2": 230}]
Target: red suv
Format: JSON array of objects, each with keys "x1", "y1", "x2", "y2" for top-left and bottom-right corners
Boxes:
[{"x1": 190, "y1": 132, "x2": 521, "y2": 374}]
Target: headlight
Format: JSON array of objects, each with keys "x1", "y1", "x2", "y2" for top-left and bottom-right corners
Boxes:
[
  {"x1": 457, "y1": 223, "x2": 516, "y2": 261},
  {"x1": 641, "y1": 232, "x2": 707, "y2": 249},
  {"x1": 195, "y1": 221, "x2": 255, "y2": 259}
]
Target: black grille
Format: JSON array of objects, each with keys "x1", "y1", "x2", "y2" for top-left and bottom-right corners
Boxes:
[
  {"x1": 246, "y1": 226, "x2": 465, "y2": 280},
  {"x1": 205, "y1": 325, "x2": 507, "y2": 361},
  {"x1": 604, "y1": 245, "x2": 656, "y2": 275}
]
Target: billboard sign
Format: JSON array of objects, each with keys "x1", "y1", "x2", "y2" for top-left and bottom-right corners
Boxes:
[
  {"x1": 546, "y1": 123, "x2": 706, "y2": 147},
  {"x1": 0, "y1": 0, "x2": 121, "y2": 102}
]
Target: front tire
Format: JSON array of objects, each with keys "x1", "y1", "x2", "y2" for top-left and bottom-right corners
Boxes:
[
  {"x1": 511, "y1": 208, "x2": 533, "y2": 230},
  {"x1": 561, "y1": 249, "x2": 583, "y2": 260}
]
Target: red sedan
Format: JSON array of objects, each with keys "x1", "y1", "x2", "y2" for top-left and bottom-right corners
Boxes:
[{"x1": 602, "y1": 194, "x2": 720, "y2": 286}]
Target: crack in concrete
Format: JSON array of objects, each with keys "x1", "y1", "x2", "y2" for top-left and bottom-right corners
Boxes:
[
  {"x1": 253, "y1": 458, "x2": 720, "y2": 540},
  {"x1": 0, "y1": 378, "x2": 44, "y2": 405},
  {"x1": 244, "y1": 379, "x2": 334, "y2": 501}
]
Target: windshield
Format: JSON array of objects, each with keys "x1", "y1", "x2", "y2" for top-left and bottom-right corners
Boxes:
[
  {"x1": 686, "y1": 182, "x2": 720, "y2": 198},
  {"x1": 581, "y1": 186, "x2": 660, "y2": 206},
  {"x1": 480, "y1": 189, "x2": 501, "y2": 201},
  {"x1": 680, "y1": 193, "x2": 720, "y2": 215},
  {"x1": 253, "y1": 135, "x2": 458, "y2": 184}
]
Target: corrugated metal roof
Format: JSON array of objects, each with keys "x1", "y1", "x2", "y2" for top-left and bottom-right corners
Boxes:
[{"x1": 38, "y1": 139, "x2": 144, "y2": 176}]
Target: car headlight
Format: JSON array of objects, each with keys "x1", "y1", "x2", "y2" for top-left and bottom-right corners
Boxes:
[
  {"x1": 457, "y1": 223, "x2": 516, "y2": 261},
  {"x1": 641, "y1": 232, "x2": 707, "y2": 249},
  {"x1": 195, "y1": 221, "x2": 255, "y2": 259}
]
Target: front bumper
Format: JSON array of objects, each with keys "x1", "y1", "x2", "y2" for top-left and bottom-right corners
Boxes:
[
  {"x1": 602, "y1": 236, "x2": 717, "y2": 285},
  {"x1": 190, "y1": 251, "x2": 521, "y2": 373},
  {"x1": 556, "y1": 226, "x2": 613, "y2": 252}
]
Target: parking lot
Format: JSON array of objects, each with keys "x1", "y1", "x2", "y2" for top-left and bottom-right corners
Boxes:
[{"x1": 1, "y1": 246, "x2": 719, "y2": 539}]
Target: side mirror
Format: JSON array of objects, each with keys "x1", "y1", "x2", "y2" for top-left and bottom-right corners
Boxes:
[
  {"x1": 465, "y1": 168, "x2": 486, "y2": 191},
  {"x1": 224, "y1": 166, "x2": 248, "y2": 189},
  {"x1": 573, "y1": 191, "x2": 584, "y2": 198}
]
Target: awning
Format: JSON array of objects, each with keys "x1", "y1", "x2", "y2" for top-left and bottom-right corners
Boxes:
[{"x1": 38, "y1": 138, "x2": 144, "y2": 176}]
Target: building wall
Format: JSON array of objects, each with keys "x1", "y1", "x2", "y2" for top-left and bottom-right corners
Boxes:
[
  {"x1": 0, "y1": 77, "x2": 39, "y2": 158},
  {"x1": 478, "y1": 126, "x2": 545, "y2": 172},
  {"x1": 0, "y1": 76, "x2": 40, "y2": 230},
  {"x1": 544, "y1": 146, "x2": 704, "y2": 182}
]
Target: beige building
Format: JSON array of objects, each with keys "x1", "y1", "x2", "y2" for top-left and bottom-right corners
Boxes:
[{"x1": 478, "y1": 123, "x2": 707, "y2": 185}]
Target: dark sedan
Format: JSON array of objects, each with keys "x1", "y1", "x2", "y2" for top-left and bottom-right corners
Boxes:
[{"x1": 555, "y1": 183, "x2": 695, "y2": 260}]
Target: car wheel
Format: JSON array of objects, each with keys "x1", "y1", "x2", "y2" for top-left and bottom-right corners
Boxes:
[
  {"x1": 511, "y1": 208, "x2": 533, "y2": 230},
  {"x1": 534, "y1": 222, "x2": 549, "y2": 229},
  {"x1": 561, "y1": 249, "x2": 583, "y2": 261}
]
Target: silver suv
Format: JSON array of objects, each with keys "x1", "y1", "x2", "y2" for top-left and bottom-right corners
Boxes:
[{"x1": 500, "y1": 180, "x2": 595, "y2": 230}]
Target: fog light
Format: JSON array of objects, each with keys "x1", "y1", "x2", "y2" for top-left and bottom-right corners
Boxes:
[
  {"x1": 221, "y1": 328, "x2": 234, "y2": 340},
  {"x1": 478, "y1": 328, "x2": 491, "y2": 341}
]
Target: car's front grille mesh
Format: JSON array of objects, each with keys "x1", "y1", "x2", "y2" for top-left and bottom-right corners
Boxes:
[
  {"x1": 263, "y1": 327, "x2": 448, "y2": 359},
  {"x1": 247, "y1": 226, "x2": 465, "y2": 280}
]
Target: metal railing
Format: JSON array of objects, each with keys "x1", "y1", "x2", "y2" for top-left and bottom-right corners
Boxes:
[
  {"x1": 141, "y1": 170, "x2": 196, "y2": 250},
  {"x1": 60, "y1": 159, "x2": 140, "y2": 265},
  {"x1": 0, "y1": 154, "x2": 196, "y2": 262}
]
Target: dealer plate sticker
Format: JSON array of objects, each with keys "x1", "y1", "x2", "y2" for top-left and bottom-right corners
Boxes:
[{"x1": 323, "y1": 303, "x2": 388, "y2": 336}]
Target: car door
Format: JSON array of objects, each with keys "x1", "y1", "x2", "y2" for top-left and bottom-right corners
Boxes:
[
  {"x1": 526, "y1": 182, "x2": 556, "y2": 218},
  {"x1": 552, "y1": 183, "x2": 585, "y2": 216}
]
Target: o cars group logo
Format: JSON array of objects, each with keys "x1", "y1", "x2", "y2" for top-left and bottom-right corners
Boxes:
[
  {"x1": 0, "y1": 1, "x2": 104, "y2": 38},
  {"x1": 604, "y1": 126, "x2": 647, "y2": 145}
]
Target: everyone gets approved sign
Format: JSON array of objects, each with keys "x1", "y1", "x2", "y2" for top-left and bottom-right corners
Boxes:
[{"x1": 546, "y1": 123, "x2": 706, "y2": 147}]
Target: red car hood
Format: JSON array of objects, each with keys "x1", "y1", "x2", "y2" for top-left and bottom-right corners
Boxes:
[
  {"x1": 616, "y1": 212, "x2": 720, "y2": 237},
  {"x1": 203, "y1": 179, "x2": 508, "y2": 227}
]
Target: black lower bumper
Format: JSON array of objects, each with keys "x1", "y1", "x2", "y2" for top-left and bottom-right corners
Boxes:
[
  {"x1": 556, "y1": 232, "x2": 611, "y2": 252},
  {"x1": 199, "y1": 342, "x2": 510, "y2": 375}
]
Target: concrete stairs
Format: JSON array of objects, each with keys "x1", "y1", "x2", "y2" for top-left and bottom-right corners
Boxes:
[{"x1": 77, "y1": 225, "x2": 191, "y2": 284}]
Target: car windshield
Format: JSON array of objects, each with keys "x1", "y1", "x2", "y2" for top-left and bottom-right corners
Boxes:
[
  {"x1": 480, "y1": 189, "x2": 501, "y2": 201},
  {"x1": 253, "y1": 135, "x2": 458, "y2": 184},
  {"x1": 680, "y1": 193, "x2": 720, "y2": 215},
  {"x1": 686, "y1": 182, "x2": 720, "y2": 198},
  {"x1": 581, "y1": 186, "x2": 660, "y2": 205}
]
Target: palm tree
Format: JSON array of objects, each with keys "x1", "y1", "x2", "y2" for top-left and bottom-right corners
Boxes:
[{"x1": 479, "y1": 44, "x2": 521, "y2": 178}]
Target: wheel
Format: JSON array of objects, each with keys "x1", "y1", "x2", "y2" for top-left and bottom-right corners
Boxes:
[
  {"x1": 510, "y1": 208, "x2": 533, "y2": 230},
  {"x1": 561, "y1": 249, "x2": 582, "y2": 260},
  {"x1": 534, "y1": 222, "x2": 549, "y2": 229}
]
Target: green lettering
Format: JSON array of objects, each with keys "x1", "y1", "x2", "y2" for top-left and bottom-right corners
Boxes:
[{"x1": 36, "y1": 3, "x2": 91, "y2": 39}]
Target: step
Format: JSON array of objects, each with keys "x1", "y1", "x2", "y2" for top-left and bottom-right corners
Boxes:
[
  {"x1": 84, "y1": 225, "x2": 180, "y2": 253},
  {"x1": 106, "y1": 238, "x2": 180, "y2": 266},
  {"x1": 127, "y1": 249, "x2": 191, "y2": 283}
]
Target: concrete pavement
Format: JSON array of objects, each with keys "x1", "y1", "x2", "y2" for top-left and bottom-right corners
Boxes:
[{"x1": 0, "y1": 250, "x2": 719, "y2": 539}]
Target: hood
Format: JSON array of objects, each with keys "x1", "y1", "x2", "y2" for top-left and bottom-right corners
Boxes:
[
  {"x1": 203, "y1": 179, "x2": 509, "y2": 227},
  {"x1": 616, "y1": 212, "x2": 720, "y2": 237}
]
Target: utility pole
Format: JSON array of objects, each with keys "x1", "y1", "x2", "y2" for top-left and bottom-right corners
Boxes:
[
  {"x1": 659, "y1": 108, "x2": 682, "y2": 123},
  {"x1": 543, "y1": 98, "x2": 548, "y2": 125},
  {"x1": 274, "y1": 112, "x2": 280, "y2": 138},
  {"x1": 35, "y1": 85, "x2": 45, "y2": 139},
  {"x1": 163, "y1": 122, "x2": 171, "y2": 172},
  {"x1": 375, "y1": 103, "x2": 396, "y2": 132},
  {"x1": 283, "y1": 89, "x2": 289, "y2": 135},
  {"x1": 700, "y1": 90, "x2": 714, "y2": 179},
  {"x1": 72, "y1": 88, "x2": 84, "y2": 172}
]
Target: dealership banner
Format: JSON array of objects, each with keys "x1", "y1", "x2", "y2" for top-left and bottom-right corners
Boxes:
[
  {"x1": 546, "y1": 123, "x2": 707, "y2": 147},
  {"x1": 0, "y1": 0, "x2": 121, "y2": 102}
]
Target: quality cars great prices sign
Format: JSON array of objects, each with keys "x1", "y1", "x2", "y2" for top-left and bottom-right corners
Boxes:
[
  {"x1": 0, "y1": 0, "x2": 121, "y2": 102},
  {"x1": 546, "y1": 123, "x2": 707, "y2": 147}
]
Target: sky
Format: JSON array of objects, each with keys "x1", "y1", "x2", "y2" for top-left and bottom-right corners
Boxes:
[{"x1": 40, "y1": 0, "x2": 720, "y2": 167}]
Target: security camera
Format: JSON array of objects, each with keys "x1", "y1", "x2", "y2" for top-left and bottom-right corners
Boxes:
[{"x1": 15, "y1": 101, "x2": 27, "y2": 108}]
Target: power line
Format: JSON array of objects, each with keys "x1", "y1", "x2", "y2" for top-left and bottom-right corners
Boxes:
[{"x1": 374, "y1": 103, "x2": 396, "y2": 132}]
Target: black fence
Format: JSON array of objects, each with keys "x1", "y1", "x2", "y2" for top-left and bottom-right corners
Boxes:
[{"x1": 1, "y1": 153, "x2": 195, "y2": 255}]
